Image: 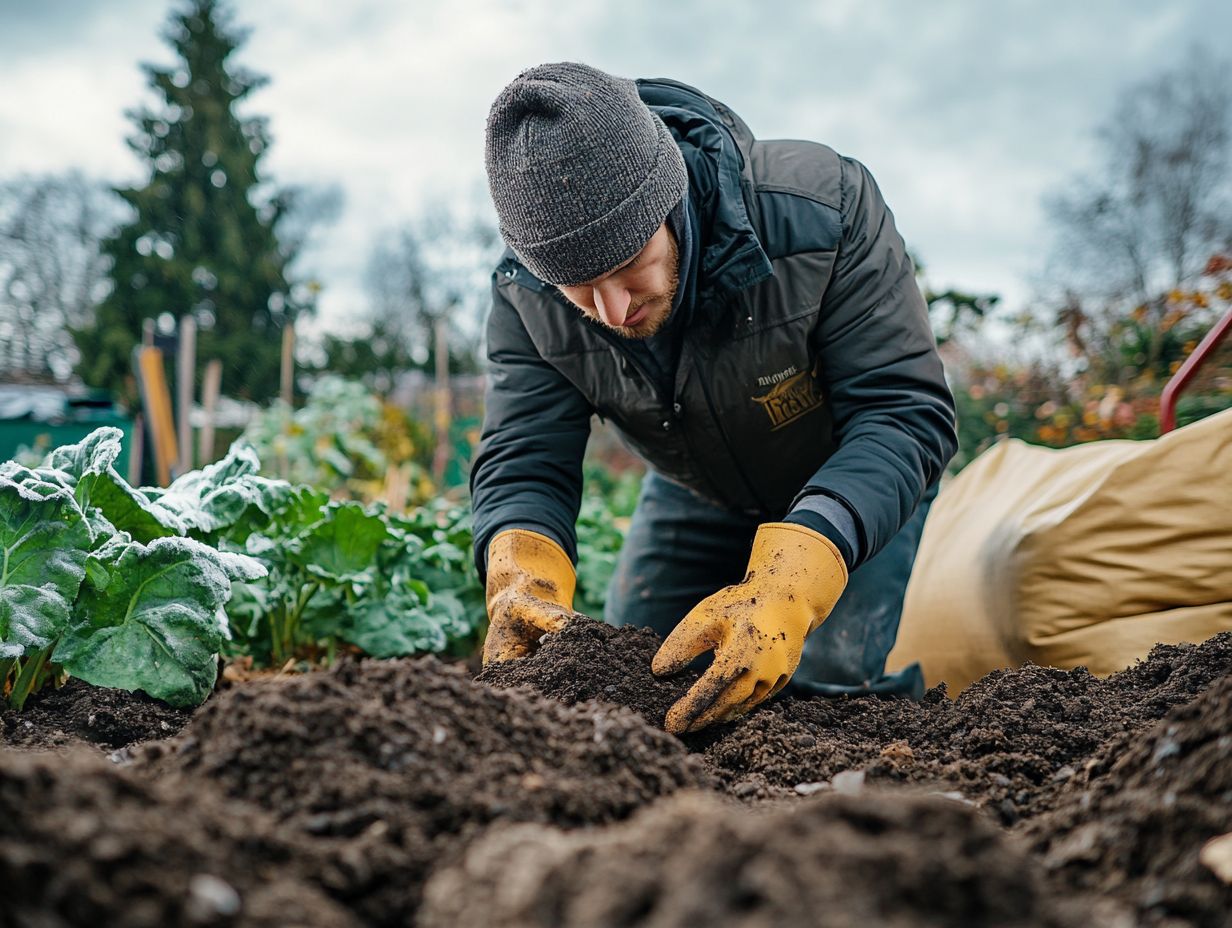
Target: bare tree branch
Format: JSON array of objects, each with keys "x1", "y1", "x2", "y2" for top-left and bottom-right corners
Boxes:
[
  {"x1": 1046, "y1": 50, "x2": 1232, "y2": 306},
  {"x1": 0, "y1": 173, "x2": 124, "y2": 382}
]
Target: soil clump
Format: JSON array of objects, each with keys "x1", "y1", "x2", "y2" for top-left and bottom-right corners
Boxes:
[
  {"x1": 0, "y1": 747, "x2": 357, "y2": 928},
  {"x1": 1024, "y1": 674, "x2": 1232, "y2": 928},
  {"x1": 421, "y1": 790, "x2": 1107, "y2": 928},
  {"x1": 478, "y1": 619, "x2": 697, "y2": 726},
  {"x1": 141, "y1": 655, "x2": 708, "y2": 928},
  {"x1": 0, "y1": 677, "x2": 193, "y2": 751}
]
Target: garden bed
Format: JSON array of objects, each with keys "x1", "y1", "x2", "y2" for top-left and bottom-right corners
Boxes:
[
  {"x1": 0, "y1": 676, "x2": 193, "y2": 751},
  {"x1": 2, "y1": 622, "x2": 1229, "y2": 927}
]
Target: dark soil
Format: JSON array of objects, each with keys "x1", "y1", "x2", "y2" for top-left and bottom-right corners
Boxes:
[
  {"x1": 0, "y1": 676, "x2": 193, "y2": 751},
  {"x1": 139, "y1": 655, "x2": 708, "y2": 928},
  {"x1": 1025, "y1": 674, "x2": 1232, "y2": 928},
  {"x1": 5, "y1": 615, "x2": 1229, "y2": 928},
  {"x1": 492, "y1": 619, "x2": 1232, "y2": 824},
  {"x1": 421, "y1": 790, "x2": 1108, "y2": 928},
  {"x1": 0, "y1": 747, "x2": 358, "y2": 928},
  {"x1": 478, "y1": 619, "x2": 697, "y2": 726},
  {"x1": 700, "y1": 632, "x2": 1232, "y2": 820}
]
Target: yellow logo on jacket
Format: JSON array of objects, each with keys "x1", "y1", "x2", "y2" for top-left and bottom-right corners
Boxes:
[{"x1": 751, "y1": 369, "x2": 823, "y2": 430}]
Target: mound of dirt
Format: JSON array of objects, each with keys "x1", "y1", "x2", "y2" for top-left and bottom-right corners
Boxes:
[
  {"x1": 141, "y1": 655, "x2": 709, "y2": 928},
  {"x1": 421, "y1": 790, "x2": 1106, "y2": 928},
  {"x1": 707, "y1": 633, "x2": 1232, "y2": 819},
  {"x1": 1101, "y1": 634, "x2": 1232, "y2": 718},
  {"x1": 0, "y1": 748, "x2": 357, "y2": 928},
  {"x1": 478, "y1": 619, "x2": 697, "y2": 726},
  {"x1": 1, "y1": 677, "x2": 192, "y2": 751},
  {"x1": 1025, "y1": 674, "x2": 1232, "y2": 928},
  {"x1": 697, "y1": 655, "x2": 1205, "y2": 816},
  {"x1": 485, "y1": 621, "x2": 1232, "y2": 825}
]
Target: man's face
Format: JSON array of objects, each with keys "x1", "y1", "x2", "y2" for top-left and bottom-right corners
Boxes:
[{"x1": 556, "y1": 222, "x2": 679, "y2": 339}]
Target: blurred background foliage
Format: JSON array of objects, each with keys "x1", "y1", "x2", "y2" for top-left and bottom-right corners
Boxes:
[
  {"x1": 240, "y1": 374, "x2": 436, "y2": 505},
  {"x1": 923, "y1": 54, "x2": 1232, "y2": 470},
  {"x1": 1, "y1": 0, "x2": 1230, "y2": 572},
  {"x1": 70, "y1": 0, "x2": 319, "y2": 406}
]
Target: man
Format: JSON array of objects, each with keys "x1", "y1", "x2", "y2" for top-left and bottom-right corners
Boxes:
[{"x1": 472, "y1": 62, "x2": 957, "y2": 734}]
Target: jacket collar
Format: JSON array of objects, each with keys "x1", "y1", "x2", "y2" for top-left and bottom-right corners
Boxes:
[{"x1": 636, "y1": 77, "x2": 773, "y2": 298}]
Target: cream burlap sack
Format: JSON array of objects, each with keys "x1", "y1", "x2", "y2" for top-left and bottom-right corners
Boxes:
[{"x1": 886, "y1": 408, "x2": 1232, "y2": 693}]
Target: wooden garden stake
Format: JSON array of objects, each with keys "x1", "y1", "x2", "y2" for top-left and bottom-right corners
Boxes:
[{"x1": 199, "y1": 359, "x2": 222, "y2": 463}]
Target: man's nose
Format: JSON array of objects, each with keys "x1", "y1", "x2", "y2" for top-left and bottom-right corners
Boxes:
[{"x1": 594, "y1": 280, "x2": 631, "y2": 326}]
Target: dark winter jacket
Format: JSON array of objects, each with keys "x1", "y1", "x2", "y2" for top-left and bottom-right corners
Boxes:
[{"x1": 470, "y1": 77, "x2": 957, "y2": 576}]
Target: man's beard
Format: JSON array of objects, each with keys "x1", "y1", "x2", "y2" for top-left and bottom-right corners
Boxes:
[{"x1": 609, "y1": 232, "x2": 680, "y2": 340}]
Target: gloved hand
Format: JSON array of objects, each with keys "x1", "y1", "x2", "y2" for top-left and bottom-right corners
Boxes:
[
  {"x1": 483, "y1": 528, "x2": 577, "y2": 665},
  {"x1": 651, "y1": 522, "x2": 848, "y2": 734}
]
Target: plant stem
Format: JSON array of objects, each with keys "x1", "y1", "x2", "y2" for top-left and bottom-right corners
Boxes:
[
  {"x1": 269, "y1": 602, "x2": 284, "y2": 666},
  {"x1": 272, "y1": 598, "x2": 292, "y2": 667},
  {"x1": 284, "y1": 581, "x2": 321, "y2": 657},
  {"x1": 297, "y1": 581, "x2": 321, "y2": 616},
  {"x1": 9, "y1": 643, "x2": 56, "y2": 711}
]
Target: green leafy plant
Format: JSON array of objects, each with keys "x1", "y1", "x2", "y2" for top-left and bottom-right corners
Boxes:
[
  {"x1": 567, "y1": 466, "x2": 643, "y2": 620},
  {"x1": 0, "y1": 430, "x2": 263, "y2": 709},
  {"x1": 144, "y1": 436, "x2": 485, "y2": 668},
  {"x1": 1, "y1": 427, "x2": 486, "y2": 709},
  {"x1": 573, "y1": 494, "x2": 628, "y2": 620},
  {"x1": 217, "y1": 489, "x2": 484, "y2": 667}
]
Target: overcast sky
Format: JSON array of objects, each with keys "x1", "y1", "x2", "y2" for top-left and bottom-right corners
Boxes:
[{"x1": 3, "y1": 0, "x2": 1229, "y2": 334}]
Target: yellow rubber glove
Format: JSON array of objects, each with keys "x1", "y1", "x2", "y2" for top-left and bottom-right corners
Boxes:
[
  {"x1": 651, "y1": 522, "x2": 848, "y2": 734},
  {"x1": 483, "y1": 528, "x2": 578, "y2": 665}
]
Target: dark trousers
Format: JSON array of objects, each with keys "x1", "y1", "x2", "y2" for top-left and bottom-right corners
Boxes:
[{"x1": 604, "y1": 472, "x2": 933, "y2": 699}]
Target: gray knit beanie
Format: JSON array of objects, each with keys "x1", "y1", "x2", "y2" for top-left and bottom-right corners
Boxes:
[{"x1": 484, "y1": 61, "x2": 688, "y2": 287}]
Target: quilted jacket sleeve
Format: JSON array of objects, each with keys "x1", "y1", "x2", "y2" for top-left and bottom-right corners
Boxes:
[
  {"x1": 789, "y1": 157, "x2": 957, "y2": 568},
  {"x1": 469, "y1": 276, "x2": 593, "y2": 579}
]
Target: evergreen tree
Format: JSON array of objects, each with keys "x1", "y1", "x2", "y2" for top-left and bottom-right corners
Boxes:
[{"x1": 75, "y1": 0, "x2": 306, "y2": 403}]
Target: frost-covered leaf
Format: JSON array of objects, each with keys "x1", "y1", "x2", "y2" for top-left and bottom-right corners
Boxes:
[
  {"x1": 88, "y1": 470, "x2": 183, "y2": 541},
  {"x1": 267, "y1": 482, "x2": 330, "y2": 531},
  {"x1": 43, "y1": 427, "x2": 123, "y2": 482},
  {"x1": 426, "y1": 589, "x2": 483, "y2": 642},
  {"x1": 0, "y1": 476, "x2": 91, "y2": 658},
  {"x1": 318, "y1": 444, "x2": 354, "y2": 478},
  {"x1": 221, "y1": 579, "x2": 271, "y2": 650},
  {"x1": 176, "y1": 440, "x2": 262, "y2": 487},
  {"x1": 244, "y1": 533, "x2": 280, "y2": 557},
  {"x1": 0, "y1": 587, "x2": 70, "y2": 660},
  {"x1": 0, "y1": 462, "x2": 78, "y2": 505},
  {"x1": 145, "y1": 443, "x2": 270, "y2": 534},
  {"x1": 57, "y1": 536, "x2": 266, "y2": 707},
  {"x1": 37, "y1": 427, "x2": 182, "y2": 543}
]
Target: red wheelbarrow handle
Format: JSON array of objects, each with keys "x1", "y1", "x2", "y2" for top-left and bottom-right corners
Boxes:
[{"x1": 1159, "y1": 306, "x2": 1232, "y2": 434}]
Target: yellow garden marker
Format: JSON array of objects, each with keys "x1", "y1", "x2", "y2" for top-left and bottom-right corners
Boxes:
[{"x1": 135, "y1": 345, "x2": 179, "y2": 486}]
